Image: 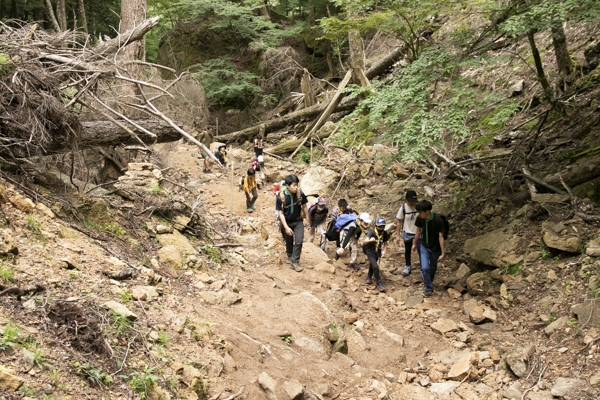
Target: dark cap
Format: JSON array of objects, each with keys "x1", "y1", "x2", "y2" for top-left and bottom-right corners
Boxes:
[
  {"x1": 406, "y1": 190, "x2": 418, "y2": 202},
  {"x1": 247, "y1": 168, "x2": 255, "y2": 175}
]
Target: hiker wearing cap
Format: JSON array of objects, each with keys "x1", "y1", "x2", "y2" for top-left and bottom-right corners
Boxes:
[
  {"x1": 242, "y1": 168, "x2": 258, "y2": 213},
  {"x1": 273, "y1": 180, "x2": 285, "y2": 227},
  {"x1": 362, "y1": 216, "x2": 390, "y2": 292},
  {"x1": 307, "y1": 197, "x2": 329, "y2": 251},
  {"x1": 396, "y1": 190, "x2": 419, "y2": 276},
  {"x1": 215, "y1": 145, "x2": 228, "y2": 167},
  {"x1": 276, "y1": 174, "x2": 308, "y2": 272},
  {"x1": 335, "y1": 212, "x2": 371, "y2": 270},
  {"x1": 254, "y1": 134, "x2": 264, "y2": 157},
  {"x1": 196, "y1": 126, "x2": 214, "y2": 173},
  {"x1": 412, "y1": 200, "x2": 446, "y2": 298},
  {"x1": 250, "y1": 155, "x2": 267, "y2": 183}
]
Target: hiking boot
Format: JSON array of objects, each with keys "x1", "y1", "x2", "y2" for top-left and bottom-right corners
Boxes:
[
  {"x1": 333, "y1": 251, "x2": 340, "y2": 261},
  {"x1": 365, "y1": 277, "x2": 372, "y2": 285},
  {"x1": 401, "y1": 266, "x2": 411, "y2": 276},
  {"x1": 422, "y1": 290, "x2": 433, "y2": 298},
  {"x1": 350, "y1": 263, "x2": 360, "y2": 271},
  {"x1": 247, "y1": 208, "x2": 253, "y2": 213},
  {"x1": 290, "y1": 263, "x2": 303, "y2": 272},
  {"x1": 376, "y1": 282, "x2": 386, "y2": 292}
]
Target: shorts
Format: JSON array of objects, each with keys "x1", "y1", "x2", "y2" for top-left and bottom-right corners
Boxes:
[{"x1": 200, "y1": 151, "x2": 208, "y2": 158}]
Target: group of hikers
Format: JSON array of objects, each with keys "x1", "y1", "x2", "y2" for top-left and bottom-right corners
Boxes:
[
  {"x1": 195, "y1": 129, "x2": 446, "y2": 298},
  {"x1": 273, "y1": 178, "x2": 446, "y2": 297}
]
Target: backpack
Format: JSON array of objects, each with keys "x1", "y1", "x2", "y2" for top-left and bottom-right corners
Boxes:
[
  {"x1": 325, "y1": 214, "x2": 357, "y2": 242},
  {"x1": 438, "y1": 213, "x2": 450, "y2": 240},
  {"x1": 325, "y1": 219, "x2": 338, "y2": 242},
  {"x1": 279, "y1": 189, "x2": 306, "y2": 220},
  {"x1": 400, "y1": 203, "x2": 418, "y2": 231}
]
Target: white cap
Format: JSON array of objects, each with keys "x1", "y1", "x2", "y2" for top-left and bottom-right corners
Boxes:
[
  {"x1": 257, "y1": 155, "x2": 264, "y2": 163},
  {"x1": 359, "y1": 212, "x2": 372, "y2": 224}
]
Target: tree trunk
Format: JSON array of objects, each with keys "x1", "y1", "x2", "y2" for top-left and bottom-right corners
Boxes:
[
  {"x1": 44, "y1": 0, "x2": 61, "y2": 32},
  {"x1": 120, "y1": 0, "x2": 147, "y2": 65},
  {"x1": 347, "y1": 8, "x2": 370, "y2": 87},
  {"x1": 527, "y1": 30, "x2": 554, "y2": 103},
  {"x1": 93, "y1": 16, "x2": 159, "y2": 56},
  {"x1": 365, "y1": 46, "x2": 405, "y2": 79},
  {"x1": 56, "y1": 0, "x2": 67, "y2": 31},
  {"x1": 544, "y1": 154, "x2": 600, "y2": 189},
  {"x1": 300, "y1": 70, "x2": 315, "y2": 108},
  {"x1": 551, "y1": 23, "x2": 571, "y2": 77},
  {"x1": 215, "y1": 98, "x2": 358, "y2": 143},
  {"x1": 77, "y1": 0, "x2": 88, "y2": 34},
  {"x1": 266, "y1": 127, "x2": 336, "y2": 155}
]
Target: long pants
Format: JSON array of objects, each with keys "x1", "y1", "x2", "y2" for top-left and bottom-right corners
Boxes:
[
  {"x1": 419, "y1": 244, "x2": 440, "y2": 292},
  {"x1": 366, "y1": 251, "x2": 382, "y2": 283},
  {"x1": 281, "y1": 220, "x2": 304, "y2": 263},
  {"x1": 245, "y1": 188, "x2": 258, "y2": 209},
  {"x1": 402, "y1": 232, "x2": 415, "y2": 267},
  {"x1": 338, "y1": 229, "x2": 358, "y2": 263},
  {"x1": 309, "y1": 222, "x2": 326, "y2": 251}
]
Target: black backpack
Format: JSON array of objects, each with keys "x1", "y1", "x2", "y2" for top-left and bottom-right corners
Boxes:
[
  {"x1": 325, "y1": 220, "x2": 338, "y2": 242},
  {"x1": 438, "y1": 214, "x2": 450, "y2": 240}
]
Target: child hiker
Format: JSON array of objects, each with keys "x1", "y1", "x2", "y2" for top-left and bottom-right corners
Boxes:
[
  {"x1": 362, "y1": 216, "x2": 390, "y2": 292},
  {"x1": 242, "y1": 168, "x2": 258, "y2": 213},
  {"x1": 273, "y1": 180, "x2": 285, "y2": 227},
  {"x1": 334, "y1": 212, "x2": 371, "y2": 271},
  {"x1": 276, "y1": 174, "x2": 308, "y2": 272},
  {"x1": 254, "y1": 134, "x2": 264, "y2": 157},
  {"x1": 396, "y1": 190, "x2": 419, "y2": 276},
  {"x1": 196, "y1": 125, "x2": 214, "y2": 173},
  {"x1": 307, "y1": 197, "x2": 328, "y2": 251},
  {"x1": 250, "y1": 155, "x2": 267, "y2": 183},
  {"x1": 215, "y1": 145, "x2": 228, "y2": 167}
]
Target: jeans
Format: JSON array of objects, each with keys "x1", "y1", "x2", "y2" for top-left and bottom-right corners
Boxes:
[
  {"x1": 419, "y1": 244, "x2": 440, "y2": 292},
  {"x1": 281, "y1": 220, "x2": 304, "y2": 263},
  {"x1": 309, "y1": 222, "x2": 327, "y2": 251},
  {"x1": 402, "y1": 232, "x2": 415, "y2": 267},
  {"x1": 366, "y1": 250, "x2": 382, "y2": 283},
  {"x1": 338, "y1": 229, "x2": 358, "y2": 263},
  {"x1": 245, "y1": 188, "x2": 258, "y2": 209}
]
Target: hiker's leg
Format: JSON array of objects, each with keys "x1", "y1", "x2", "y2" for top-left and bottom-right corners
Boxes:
[
  {"x1": 337, "y1": 230, "x2": 348, "y2": 255},
  {"x1": 250, "y1": 188, "x2": 258, "y2": 205},
  {"x1": 290, "y1": 220, "x2": 304, "y2": 263},
  {"x1": 403, "y1": 235, "x2": 414, "y2": 267},
  {"x1": 318, "y1": 223, "x2": 327, "y2": 251},
  {"x1": 348, "y1": 237, "x2": 358, "y2": 263},
  {"x1": 429, "y1": 250, "x2": 440, "y2": 283},
  {"x1": 419, "y1": 245, "x2": 434, "y2": 293},
  {"x1": 308, "y1": 225, "x2": 316, "y2": 244},
  {"x1": 245, "y1": 192, "x2": 252, "y2": 209},
  {"x1": 366, "y1": 252, "x2": 378, "y2": 280},
  {"x1": 281, "y1": 225, "x2": 293, "y2": 258}
]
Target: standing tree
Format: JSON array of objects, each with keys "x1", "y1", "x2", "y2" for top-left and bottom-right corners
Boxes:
[{"x1": 120, "y1": 0, "x2": 147, "y2": 63}]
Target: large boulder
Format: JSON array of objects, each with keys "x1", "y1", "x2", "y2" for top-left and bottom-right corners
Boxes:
[
  {"x1": 300, "y1": 166, "x2": 340, "y2": 197},
  {"x1": 466, "y1": 272, "x2": 500, "y2": 296},
  {"x1": 541, "y1": 221, "x2": 581, "y2": 253},
  {"x1": 463, "y1": 223, "x2": 522, "y2": 267},
  {"x1": 571, "y1": 298, "x2": 600, "y2": 327},
  {"x1": 584, "y1": 41, "x2": 600, "y2": 69},
  {"x1": 156, "y1": 230, "x2": 197, "y2": 255}
]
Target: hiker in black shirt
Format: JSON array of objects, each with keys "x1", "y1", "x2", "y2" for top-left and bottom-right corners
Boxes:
[
  {"x1": 362, "y1": 216, "x2": 389, "y2": 292},
  {"x1": 307, "y1": 196, "x2": 329, "y2": 251},
  {"x1": 412, "y1": 200, "x2": 446, "y2": 298},
  {"x1": 275, "y1": 174, "x2": 308, "y2": 272}
]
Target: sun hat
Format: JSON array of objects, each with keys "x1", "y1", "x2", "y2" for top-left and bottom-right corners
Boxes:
[
  {"x1": 359, "y1": 212, "x2": 372, "y2": 224},
  {"x1": 257, "y1": 155, "x2": 264, "y2": 163},
  {"x1": 317, "y1": 197, "x2": 326, "y2": 206}
]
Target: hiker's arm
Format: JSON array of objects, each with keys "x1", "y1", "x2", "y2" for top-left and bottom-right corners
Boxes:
[
  {"x1": 396, "y1": 218, "x2": 403, "y2": 241},
  {"x1": 412, "y1": 227, "x2": 421, "y2": 252},
  {"x1": 381, "y1": 242, "x2": 388, "y2": 257},
  {"x1": 341, "y1": 226, "x2": 357, "y2": 248},
  {"x1": 302, "y1": 203, "x2": 309, "y2": 226},
  {"x1": 438, "y1": 232, "x2": 445, "y2": 261},
  {"x1": 279, "y1": 212, "x2": 293, "y2": 236}
]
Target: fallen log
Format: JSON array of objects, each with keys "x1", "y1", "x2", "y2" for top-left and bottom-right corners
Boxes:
[
  {"x1": 265, "y1": 129, "x2": 333, "y2": 155},
  {"x1": 544, "y1": 153, "x2": 600, "y2": 189},
  {"x1": 215, "y1": 98, "x2": 358, "y2": 143},
  {"x1": 365, "y1": 46, "x2": 405, "y2": 79}
]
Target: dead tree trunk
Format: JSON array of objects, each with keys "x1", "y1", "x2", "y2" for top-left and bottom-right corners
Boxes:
[
  {"x1": 365, "y1": 46, "x2": 404, "y2": 79},
  {"x1": 544, "y1": 154, "x2": 600, "y2": 188},
  {"x1": 266, "y1": 128, "x2": 335, "y2": 155}
]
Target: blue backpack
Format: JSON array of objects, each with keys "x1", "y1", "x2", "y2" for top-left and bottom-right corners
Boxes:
[{"x1": 334, "y1": 213, "x2": 357, "y2": 230}]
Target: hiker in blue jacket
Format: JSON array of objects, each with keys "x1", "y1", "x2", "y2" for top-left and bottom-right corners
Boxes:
[
  {"x1": 412, "y1": 200, "x2": 446, "y2": 298},
  {"x1": 334, "y1": 212, "x2": 371, "y2": 271}
]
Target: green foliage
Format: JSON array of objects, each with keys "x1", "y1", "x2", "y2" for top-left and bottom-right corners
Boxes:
[
  {"x1": 85, "y1": 219, "x2": 126, "y2": 236},
  {"x1": 501, "y1": 261, "x2": 523, "y2": 275},
  {"x1": 118, "y1": 290, "x2": 132, "y2": 303},
  {"x1": 191, "y1": 58, "x2": 262, "y2": 107},
  {"x1": 23, "y1": 341, "x2": 47, "y2": 369},
  {"x1": 280, "y1": 334, "x2": 293, "y2": 344},
  {"x1": 0, "y1": 321, "x2": 20, "y2": 350},
  {"x1": 0, "y1": 262, "x2": 14, "y2": 284},
  {"x1": 129, "y1": 367, "x2": 159, "y2": 399},
  {"x1": 200, "y1": 245, "x2": 223, "y2": 263},
  {"x1": 19, "y1": 384, "x2": 35, "y2": 396},
  {"x1": 479, "y1": 101, "x2": 521, "y2": 133},
  {"x1": 158, "y1": 331, "x2": 169, "y2": 347},
  {"x1": 74, "y1": 362, "x2": 113, "y2": 387},
  {"x1": 26, "y1": 213, "x2": 42, "y2": 233},
  {"x1": 110, "y1": 313, "x2": 134, "y2": 335}
]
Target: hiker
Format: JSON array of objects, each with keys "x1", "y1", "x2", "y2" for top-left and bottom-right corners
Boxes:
[
  {"x1": 254, "y1": 134, "x2": 264, "y2": 157},
  {"x1": 334, "y1": 212, "x2": 371, "y2": 271},
  {"x1": 362, "y1": 216, "x2": 390, "y2": 292},
  {"x1": 250, "y1": 155, "x2": 267, "y2": 183},
  {"x1": 396, "y1": 190, "x2": 419, "y2": 276},
  {"x1": 196, "y1": 125, "x2": 214, "y2": 173},
  {"x1": 242, "y1": 168, "x2": 258, "y2": 213},
  {"x1": 331, "y1": 199, "x2": 349, "y2": 221},
  {"x1": 411, "y1": 200, "x2": 446, "y2": 298},
  {"x1": 307, "y1": 197, "x2": 328, "y2": 251},
  {"x1": 215, "y1": 145, "x2": 228, "y2": 167},
  {"x1": 276, "y1": 174, "x2": 308, "y2": 272}
]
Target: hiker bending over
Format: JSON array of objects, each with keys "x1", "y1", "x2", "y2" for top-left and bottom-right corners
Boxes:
[
  {"x1": 243, "y1": 168, "x2": 258, "y2": 213},
  {"x1": 396, "y1": 190, "x2": 419, "y2": 276},
  {"x1": 276, "y1": 175, "x2": 308, "y2": 272},
  {"x1": 412, "y1": 200, "x2": 446, "y2": 298},
  {"x1": 307, "y1": 197, "x2": 328, "y2": 251},
  {"x1": 250, "y1": 155, "x2": 267, "y2": 183},
  {"x1": 335, "y1": 212, "x2": 371, "y2": 271},
  {"x1": 362, "y1": 216, "x2": 389, "y2": 292},
  {"x1": 215, "y1": 145, "x2": 228, "y2": 167}
]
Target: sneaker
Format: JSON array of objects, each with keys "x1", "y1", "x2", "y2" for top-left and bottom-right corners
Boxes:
[
  {"x1": 334, "y1": 251, "x2": 340, "y2": 261},
  {"x1": 350, "y1": 263, "x2": 360, "y2": 271},
  {"x1": 204, "y1": 169, "x2": 212, "y2": 173},
  {"x1": 247, "y1": 208, "x2": 253, "y2": 213},
  {"x1": 422, "y1": 290, "x2": 433, "y2": 298},
  {"x1": 376, "y1": 282, "x2": 386, "y2": 292},
  {"x1": 251, "y1": 204, "x2": 256, "y2": 210},
  {"x1": 290, "y1": 263, "x2": 303, "y2": 272},
  {"x1": 365, "y1": 277, "x2": 372, "y2": 285},
  {"x1": 401, "y1": 266, "x2": 411, "y2": 276}
]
